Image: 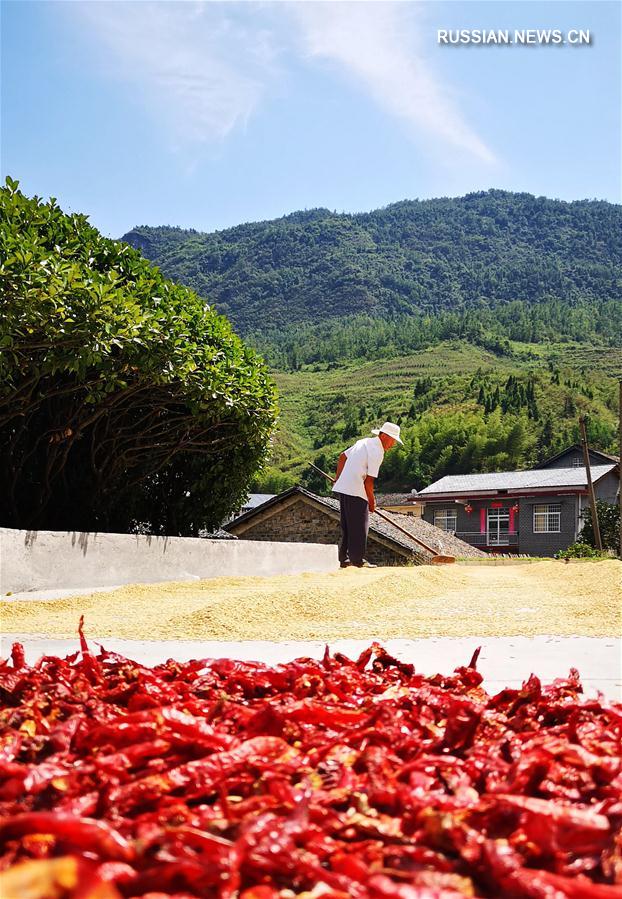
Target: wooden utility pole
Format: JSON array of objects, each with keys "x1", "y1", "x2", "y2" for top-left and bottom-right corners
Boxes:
[{"x1": 579, "y1": 416, "x2": 602, "y2": 551}]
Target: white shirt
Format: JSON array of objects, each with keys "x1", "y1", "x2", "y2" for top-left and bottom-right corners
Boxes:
[{"x1": 332, "y1": 436, "x2": 384, "y2": 501}]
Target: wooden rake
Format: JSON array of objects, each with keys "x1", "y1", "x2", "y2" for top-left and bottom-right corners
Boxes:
[{"x1": 306, "y1": 462, "x2": 455, "y2": 564}]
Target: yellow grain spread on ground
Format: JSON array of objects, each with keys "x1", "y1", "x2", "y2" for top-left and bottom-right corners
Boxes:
[{"x1": 2, "y1": 561, "x2": 620, "y2": 640}]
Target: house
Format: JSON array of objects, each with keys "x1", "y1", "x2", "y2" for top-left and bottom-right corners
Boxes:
[
  {"x1": 224, "y1": 486, "x2": 486, "y2": 565},
  {"x1": 224, "y1": 493, "x2": 276, "y2": 524},
  {"x1": 413, "y1": 457, "x2": 619, "y2": 557},
  {"x1": 533, "y1": 444, "x2": 619, "y2": 470},
  {"x1": 375, "y1": 493, "x2": 423, "y2": 518}
]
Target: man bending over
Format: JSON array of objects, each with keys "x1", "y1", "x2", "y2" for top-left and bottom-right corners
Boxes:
[{"x1": 332, "y1": 421, "x2": 402, "y2": 568}]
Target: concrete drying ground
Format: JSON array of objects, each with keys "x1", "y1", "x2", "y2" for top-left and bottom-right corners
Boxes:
[{"x1": 2, "y1": 560, "x2": 620, "y2": 698}]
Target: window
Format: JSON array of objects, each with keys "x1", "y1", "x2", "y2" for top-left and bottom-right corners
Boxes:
[
  {"x1": 434, "y1": 509, "x2": 457, "y2": 532},
  {"x1": 533, "y1": 503, "x2": 561, "y2": 533},
  {"x1": 571, "y1": 458, "x2": 583, "y2": 468}
]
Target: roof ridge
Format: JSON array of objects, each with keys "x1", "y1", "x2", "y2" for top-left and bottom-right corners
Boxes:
[
  {"x1": 431, "y1": 463, "x2": 615, "y2": 479},
  {"x1": 534, "y1": 444, "x2": 619, "y2": 467}
]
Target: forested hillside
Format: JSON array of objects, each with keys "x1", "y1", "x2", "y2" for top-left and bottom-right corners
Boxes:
[
  {"x1": 123, "y1": 190, "x2": 621, "y2": 344},
  {"x1": 122, "y1": 191, "x2": 621, "y2": 492}
]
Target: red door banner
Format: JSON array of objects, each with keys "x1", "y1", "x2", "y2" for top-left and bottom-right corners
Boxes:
[
  {"x1": 509, "y1": 507, "x2": 515, "y2": 532},
  {"x1": 480, "y1": 508, "x2": 486, "y2": 533}
]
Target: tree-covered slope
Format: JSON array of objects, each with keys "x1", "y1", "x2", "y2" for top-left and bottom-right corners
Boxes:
[
  {"x1": 121, "y1": 190, "x2": 620, "y2": 493},
  {"x1": 122, "y1": 190, "x2": 622, "y2": 342},
  {"x1": 258, "y1": 341, "x2": 620, "y2": 495}
]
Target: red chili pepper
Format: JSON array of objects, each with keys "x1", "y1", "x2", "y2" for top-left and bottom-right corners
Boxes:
[
  {"x1": 0, "y1": 734, "x2": 22, "y2": 764},
  {"x1": 284, "y1": 700, "x2": 370, "y2": 727},
  {"x1": 1, "y1": 636, "x2": 621, "y2": 897},
  {"x1": 0, "y1": 760, "x2": 91, "y2": 800},
  {"x1": 94, "y1": 738, "x2": 172, "y2": 773},
  {"x1": 239, "y1": 887, "x2": 281, "y2": 899},
  {"x1": 0, "y1": 813, "x2": 134, "y2": 862},
  {"x1": 512, "y1": 869, "x2": 622, "y2": 898},
  {"x1": 484, "y1": 838, "x2": 622, "y2": 898},
  {"x1": 108, "y1": 736, "x2": 295, "y2": 812},
  {"x1": 493, "y1": 794, "x2": 612, "y2": 854},
  {"x1": 369, "y1": 873, "x2": 468, "y2": 898},
  {"x1": 10, "y1": 644, "x2": 26, "y2": 670},
  {"x1": 159, "y1": 706, "x2": 235, "y2": 749},
  {"x1": 56, "y1": 790, "x2": 100, "y2": 817}
]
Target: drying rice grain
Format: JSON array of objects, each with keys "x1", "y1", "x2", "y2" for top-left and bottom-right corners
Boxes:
[{"x1": 2, "y1": 561, "x2": 620, "y2": 642}]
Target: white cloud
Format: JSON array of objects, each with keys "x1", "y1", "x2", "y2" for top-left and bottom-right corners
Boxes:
[
  {"x1": 291, "y1": 2, "x2": 496, "y2": 165},
  {"x1": 71, "y1": 1, "x2": 494, "y2": 166},
  {"x1": 73, "y1": 1, "x2": 273, "y2": 148}
]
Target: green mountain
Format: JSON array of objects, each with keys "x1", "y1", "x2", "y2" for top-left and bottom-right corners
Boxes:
[
  {"x1": 121, "y1": 190, "x2": 621, "y2": 491},
  {"x1": 122, "y1": 189, "x2": 621, "y2": 343}
]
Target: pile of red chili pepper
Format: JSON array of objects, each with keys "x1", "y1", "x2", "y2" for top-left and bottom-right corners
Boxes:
[{"x1": 1, "y1": 623, "x2": 621, "y2": 899}]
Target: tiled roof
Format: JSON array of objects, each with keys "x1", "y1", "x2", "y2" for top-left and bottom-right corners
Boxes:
[
  {"x1": 226, "y1": 487, "x2": 485, "y2": 559},
  {"x1": 198, "y1": 528, "x2": 237, "y2": 539},
  {"x1": 243, "y1": 494, "x2": 276, "y2": 508},
  {"x1": 417, "y1": 465, "x2": 617, "y2": 496},
  {"x1": 226, "y1": 487, "x2": 423, "y2": 556},
  {"x1": 305, "y1": 492, "x2": 423, "y2": 556},
  {"x1": 375, "y1": 493, "x2": 416, "y2": 506},
  {"x1": 371, "y1": 510, "x2": 486, "y2": 558}
]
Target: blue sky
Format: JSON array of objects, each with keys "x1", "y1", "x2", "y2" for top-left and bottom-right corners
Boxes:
[{"x1": 2, "y1": 1, "x2": 620, "y2": 238}]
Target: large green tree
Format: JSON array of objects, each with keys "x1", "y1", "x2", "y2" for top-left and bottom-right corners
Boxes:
[{"x1": 0, "y1": 178, "x2": 277, "y2": 534}]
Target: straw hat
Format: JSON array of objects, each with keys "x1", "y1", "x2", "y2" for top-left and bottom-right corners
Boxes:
[{"x1": 371, "y1": 421, "x2": 403, "y2": 444}]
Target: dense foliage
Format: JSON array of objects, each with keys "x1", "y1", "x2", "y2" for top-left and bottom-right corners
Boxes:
[
  {"x1": 555, "y1": 542, "x2": 608, "y2": 560},
  {"x1": 122, "y1": 190, "x2": 620, "y2": 494},
  {"x1": 246, "y1": 304, "x2": 616, "y2": 370},
  {"x1": 579, "y1": 501, "x2": 621, "y2": 553},
  {"x1": 123, "y1": 190, "x2": 622, "y2": 344},
  {"x1": 0, "y1": 178, "x2": 277, "y2": 533}
]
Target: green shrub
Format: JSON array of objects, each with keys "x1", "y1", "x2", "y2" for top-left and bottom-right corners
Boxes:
[
  {"x1": 0, "y1": 178, "x2": 277, "y2": 534},
  {"x1": 555, "y1": 542, "x2": 608, "y2": 560},
  {"x1": 579, "y1": 500, "x2": 620, "y2": 552}
]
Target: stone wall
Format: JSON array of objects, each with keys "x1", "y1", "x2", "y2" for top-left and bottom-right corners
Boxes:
[
  {"x1": 365, "y1": 538, "x2": 411, "y2": 567},
  {"x1": 237, "y1": 498, "x2": 341, "y2": 545},
  {"x1": 518, "y1": 495, "x2": 579, "y2": 557}
]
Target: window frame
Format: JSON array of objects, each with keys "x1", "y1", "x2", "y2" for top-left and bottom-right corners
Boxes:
[
  {"x1": 433, "y1": 508, "x2": 458, "y2": 532},
  {"x1": 533, "y1": 503, "x2": 561, "y2": 533}
]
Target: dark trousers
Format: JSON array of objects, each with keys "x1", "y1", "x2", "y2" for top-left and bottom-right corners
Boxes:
[{"x1": 336, "y1": 492, "x2": 369, "y2": 566}]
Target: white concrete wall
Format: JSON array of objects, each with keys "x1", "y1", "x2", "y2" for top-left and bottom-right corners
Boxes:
[{"x1": 0, "y1": 528, "x2": 338, "y2": 595}]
